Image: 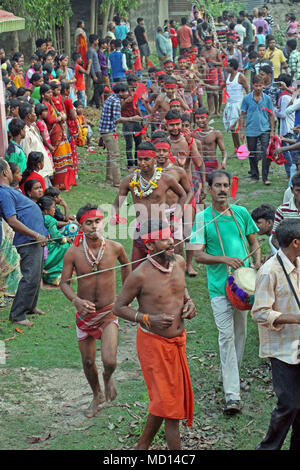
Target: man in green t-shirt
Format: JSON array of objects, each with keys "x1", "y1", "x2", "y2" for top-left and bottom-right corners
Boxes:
[{"x1": 190, "y1": 170, "x2": 260, "y2": 415}]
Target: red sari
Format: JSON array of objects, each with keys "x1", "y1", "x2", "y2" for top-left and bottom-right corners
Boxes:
[{"x1": 42, "y1": 99, "x2": 76, "y2": 191}]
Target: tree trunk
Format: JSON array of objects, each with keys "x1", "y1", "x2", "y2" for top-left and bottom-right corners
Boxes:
[
  {"x1": 101, "y1": 4, "x2": 110, "y2": 38},
  {"x1": 95, "y1": 0, "x2": 99, "y2": 35},
  {"x1": 64, "y1": 14, "x2": 71, "y2": 56},
  {"x1": 109, "y1": 4, "x2": 115, "y2": 22},
  {"x1": 11, "y1": 30, "x2": 19, "y2": 54},
  {"x1": 90, "y1": 0, "x2": 96, "y2": 34}
]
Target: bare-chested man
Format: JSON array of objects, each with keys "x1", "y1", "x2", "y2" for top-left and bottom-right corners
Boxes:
[
  {"x1": 60, "y1": 204, "x2": 131, "y2": 418},
  {"x1": 112, "y1": 141, "x2": 186, "y2": 269},
  {"x1": 165, "y1": 109, "x2": 203, "y2": 276},
  {"x1": 113, "y1": 218, "x2": 196, "y2": 450},
  {"x1": 193, "y1": 107, "x2": 227, "y2": 181},
  {"x1": 154, "y1": 138, "x2": 193, "y2": 260},
  {"x1": 200, "y1": 37, "x2": 223, "y2": 116},
  {"x1": 174, "y1": 56, "x2": 197, "y2": 111},
  {"x1": 151, "y1": 76, "x2": 189, "y2": 124}
]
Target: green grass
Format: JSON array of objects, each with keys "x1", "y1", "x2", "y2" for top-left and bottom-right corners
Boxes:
[{"x1": 0, "y1": 105, "x2": 291, "y2": 451}]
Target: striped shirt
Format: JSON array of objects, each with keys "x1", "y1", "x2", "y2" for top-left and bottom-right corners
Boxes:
[
  {"x1": 272, "y1": 197, "x2": 300, "y2": 235},
  {"x1": 98, "y1": 93, "x2": 121, "y2": 133},
  {"x1": 251, "y1": 249, "x2": 300, "y2": 364}
]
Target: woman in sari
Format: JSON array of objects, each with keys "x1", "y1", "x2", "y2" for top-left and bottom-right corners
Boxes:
[
  {"x1": 75, "y1": 20, "x2": 88, "y2": 68},
  {"x1": 55, "y1": 54, "x2": 76, "y2": 102},
  {"x1": 0, "y1": 218, "x2": 21, "y2": 308},
  {"x1": 40, "y1": 83, "x2": 76, "y2": 191},
  {"x1": 61, "y1": 82, "x2": 79, "y2": 180},
  {"x1": 37, "y1": 196, "x2": 71, "y2": 287}
]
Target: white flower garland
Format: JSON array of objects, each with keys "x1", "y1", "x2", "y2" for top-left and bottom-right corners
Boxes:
[{"x1": 129, "y1": 166, "x2": 163, "y2": 198}]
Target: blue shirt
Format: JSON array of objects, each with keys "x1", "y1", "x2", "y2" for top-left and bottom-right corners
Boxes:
[
  {"x1": 114, "y1": 24, "x2": 129, "y2": 41},
  {"x1": 0, "y1": 185, "x2": 48, "y2": 246},
  {"x1": 240, "y1": 91, "x2": 274, "y2": 137}
]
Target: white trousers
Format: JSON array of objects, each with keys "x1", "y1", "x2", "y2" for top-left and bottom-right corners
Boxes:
[{"x1": 210, "y1": 295, "x2": 248, "y2": 402}]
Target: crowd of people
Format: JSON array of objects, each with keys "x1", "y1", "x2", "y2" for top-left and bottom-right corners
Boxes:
[{"x1": 1, "y1": 5, "x2": 300, "y2": 452}]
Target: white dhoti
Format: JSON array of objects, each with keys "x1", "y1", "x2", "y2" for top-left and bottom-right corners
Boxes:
[{"x1": 223, "y1": 101, "x2": 242, "y2": 133}]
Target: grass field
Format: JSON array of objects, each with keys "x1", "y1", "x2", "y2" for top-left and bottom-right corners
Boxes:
[{"x1": 0, "y1": 94, "x2": 292, "y2": 451}]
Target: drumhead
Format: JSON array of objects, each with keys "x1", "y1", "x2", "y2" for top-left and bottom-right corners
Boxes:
[{"x1": 234, "y1": 267, "x2": 257, "y2": 296}]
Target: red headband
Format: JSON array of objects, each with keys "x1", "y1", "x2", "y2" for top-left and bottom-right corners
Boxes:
[
  {"x1": 78, "y1": 209, "x2": 103, "y2": 224},
  {"x1": 195, "y1": 113, "x2": 208, "y2": 117},
  {"x1": 164, "y1": 61, "x2": 173, "y2": 66},
  {"x1": 137, "y1": 150, "x2": 156, "y2": 158},
  {"x1": 178, "y1": 58, "x2": 186, "y2": 62},
  {"x1": 155, "y1": 70, "x2": 165, "y2": 76},
  {"x1": 141, "y1": 227, "x2": 172, "y2": 244},
  {"x1": 164, "y1": 83, "x2": 177, "y2": 89},
  {"x1": 154, "y1": 142, "x2": 170, "y2": 150},
  {"x1": 166, "y1": 118, "x2": 182, "y2": 124},
  {"x1": 170, "y1": 100, "x2": 181, "y2": 105},
  {"x1": 74, "y1": 210, "x2": 103, "y2": 247}
]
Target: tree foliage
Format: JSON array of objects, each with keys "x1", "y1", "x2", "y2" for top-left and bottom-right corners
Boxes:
[
  {"x1": 0, "y1": 0, "x2": 73, "y2": 37},
  {"x1": 194, "y1": 0, "x2": 244, "y2": 19},
  {"x1": 100, "y1": 0, "x2": 138, "y2": 17}
]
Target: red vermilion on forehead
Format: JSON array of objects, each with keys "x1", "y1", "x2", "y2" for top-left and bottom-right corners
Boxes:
[{"x1": 137, "y1": 150, "x2": 156, "y2": 158}]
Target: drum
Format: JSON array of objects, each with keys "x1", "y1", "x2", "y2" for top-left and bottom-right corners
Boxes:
[{"x1": 225, "y1": 267, "x2": 257, "y2": 311}]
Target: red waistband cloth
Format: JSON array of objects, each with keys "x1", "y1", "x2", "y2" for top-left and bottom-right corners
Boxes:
[
  {"x1": 204, "y1": 159, "x2": 219, "y2": 181},
  {"x1": 76, "y1": 303, "x2": 118, "y2": 341},
  {"x1": 136, "y1": 327, "x2": 194, "y2": 426}
]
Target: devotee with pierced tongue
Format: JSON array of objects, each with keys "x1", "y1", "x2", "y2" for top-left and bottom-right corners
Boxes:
[
  {"x1": 113, "y1": 218, "x2": 196, "y2": 450},
  {"x1": 150, "y1": 76, "x2": 189, "y2": 123}
]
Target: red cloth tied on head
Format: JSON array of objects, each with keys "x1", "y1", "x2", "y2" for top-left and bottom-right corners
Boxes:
[
  {"x1": 170, "y1": 100, "x2": 181, "y2": 105},
  {"x1": 164, "y1": 60, "x2": 173, "y2": 66},
  {"x1": 194, "y1": 113, "x2": 208, "y2": 117},
  {"x1": 164, "y1": 83, "x2": 177, "y2": 89},
  {"x1": 154, "y1": 141, "x2": 171, "y2": 150},
  {"x1": 74, "y1": 210, "x2": 103, "y2": 247},
  {"x1": 178, "y1": 58, "x2": 186, "y2": 62},
  {"x1": 166, "y1": 118, "x2": 182, "y2": 124},
  {"x1": 155, "y1": 70, "x2": 165, "y2": 76},
  {"x1": 141, "y1": 226, "x2": 172, "y2": 244},
  {"x1": 137, "y1": 149, "x2": 156, "y2": 158}
]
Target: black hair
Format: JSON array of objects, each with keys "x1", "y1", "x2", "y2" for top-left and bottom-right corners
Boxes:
[
  {"x1": 20, "y1": 151, "x2": 44, "y2": 185},
  {"x1": 248, "y1": 51, "x2": 258, "y2": 59},
  {"x1": 76, "y1": 203, "x2": 99, "y2": 223},
  {"x1": 8, "y1": 118, "x2": 25, "y2": 137},
  {"x1": 73, "y1": 100, "x2": 82, "y2": 108},
  {"x1": 148, "y1": 67, "x2": 158, "y2": 74},
  {"x1": 37, "y1": 196, "x2": 55, "y2": 212},
  {"x1": 260, "y1": 64, "x2": 273, "y2": 75},
  {"x1": 140, "y1": 218, "x2": 169, "y2": 240},
  {"x1": 252, "y1": 75, "x2": 265, "y2": 84},
  {"x1": 72, "y1": 52, "x2": 81, "y2": 62},
  {"x1": 137, "y1": 141, "x2": 156, "y2": 152},
  {"x1": 257, "y1": 26, "x2": 264, "y2": 34},
  {"x1": 137, "y1": 17, "x2": 144, "y2": 23},
  {"x1": 287, "y1": 39, "x2": 297, "y2": 51},
  {"x1": 122, "y1": 38, "x2": 129, "y2": 48},
  {"x1": 251, "y1": 204, "x2": 275, "y2": 222},
  {"x1": 24, "y1": 178, "x2": 41, "y2": 196},
  {"x1": 35, "y1": 102, "x2": 48, "y2": 117},
  {"x1": 89, "y1": 34, "x2": 99, "y2": 45},
  {"x1": 276, "y1": 218, "x2": 300, "y2": 248},
  {"x1": 16, "y1": 87, "x2": 29, "y2": 97},
  {"x1": 112, "y1": 82, "x2": 129, "y2": 94},
  {"x1": 151, "y1": 130, "x2": 167, "y2": 141},
  {"x1": 181, "y1": 17, "x2": 187, "y2": 25},
  {"x1": 277, "y1": 73, "x2": 293, "y2": 87},
  {"x1": 181, "y1": 114, "x2": 191, "y2": 122},
  {"x1": 60, "y1": 81, "x2": 70, "y2": 94},
  {"x1": 207, "y1": 170, "x2": 231, "y2": 187},
  {"x1": 228, "y1": 58, "x2": 239, "y2": 70},
  {"x1": 165, "y1": 109, "x2": 182, "y2": 121},
  {"x1": 36, "y1": 38, "x2": 46, "y2": 48},
  {"x1": 18, "y1": 103, "x2": 33, "y2": 120},
  {"x1": 8, "y1": 161, "x2": 20, "y2": 176},
  {"x1": 40, "y1": 83, "x2": 51, "y2": 99},
  {"x1": 44, "y1": 186, "x2": 60, "y2": 198},
  {"x1": 194, "y1": 106, "x2": 208, "y2": 115},
  {"x1": 127, "y1": 74, "x2": 139, "y2": 83},
  {"x1": 114, "y1": 39, "x2": 122, "y2": 48}
]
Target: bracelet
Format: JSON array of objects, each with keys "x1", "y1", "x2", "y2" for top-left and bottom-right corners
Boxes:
[
  {"x1": 142, "y1": 313, "x2": 151, "y2": 328},
  {"x1": 134, "y1": 311, "x2": 139, "y2": 323}
]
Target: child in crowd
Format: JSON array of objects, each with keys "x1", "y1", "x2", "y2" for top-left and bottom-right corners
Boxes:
[
  {"x1": 44, "y1": 186, "x2": 79, "y2": 236},
  {"x1": 35, "y1": 103, "x2": 55, "y2": 167},
  {"x1": 255, "y1": 26, "x2": 266, "y2": 48},
  {"x1": 5, "y1": 118, "x2": 27, "y2": 172},
  {"x1": 37, "y1": 196, "x2": 71, "y2": 287},
  {"x1": 8, "y1": 161, "x2": 22, "y2": 189},
  {"x1": 132, "y1": 42, "x2": 143, "y2": 80},
  {"x1": 73, "y1": 100, "x2": 94, "y2": 146},
  {"x1": 20, "y1": 151, "x2": 46, "y2": 195},
  {"x1": 72, "y1": 52, "x2": 91, "y2": 107},
  {"x1": 61, "y1": 82, "x2": 79, "y2": 181},
  {"x1": 10, "y1": 60, "x2": 25, "y2": 88},
  {"x1": 23, "y1": 179, "x2": 44, "y2": 202}
]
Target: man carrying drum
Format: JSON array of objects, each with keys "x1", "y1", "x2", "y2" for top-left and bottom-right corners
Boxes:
[{"x1": 189, "y1": 169, "x2": 261, "y2": 415}]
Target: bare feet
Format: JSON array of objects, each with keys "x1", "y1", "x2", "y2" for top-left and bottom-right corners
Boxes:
[
  {"x1": 186, "y1": 267, "x2": 197, "y2": 277},
  {"x1": 103, "y1": 374, "x2": 117, "y2": 402},
  {"x1": 84, "y1": 391, "x2": 105, "y2": 418}
]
